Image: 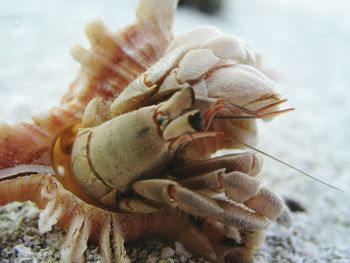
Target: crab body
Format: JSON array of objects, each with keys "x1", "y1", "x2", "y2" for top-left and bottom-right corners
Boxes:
[
  {"x1": 0, "y1": 0, "x2": 293, "y2": 262},
  {"x1": 71, "y1": 87, "x2": 209, "y2": 207}
]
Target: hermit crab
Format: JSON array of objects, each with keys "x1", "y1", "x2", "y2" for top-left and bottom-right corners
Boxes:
[{"x1": 0, "y1": 0, "x2": 294, "y2": 262}]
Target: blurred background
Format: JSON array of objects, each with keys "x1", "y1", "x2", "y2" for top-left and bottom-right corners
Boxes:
[{"x1": 0, "y1": 0, "x2": 349, "y2": 262}]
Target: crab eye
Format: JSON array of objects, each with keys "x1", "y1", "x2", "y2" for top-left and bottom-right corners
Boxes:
[
  {"x1": 156, "y1": 113, "x2": 169, "y2": 130},
  {"x1": 188, "y1": 111, "x2": 204, "y2": 131},
  {"x1": 158, "y1": 117, "x2": 166, "y2": 126},
  {"x1": 162, "y1": 110, "x2": 203, "y2": 140}
]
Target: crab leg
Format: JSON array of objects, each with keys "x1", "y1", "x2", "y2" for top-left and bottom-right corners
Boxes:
[
  {"x1": 174, "y1": 170, "x2": 288, "y2": 226},
  {"x1": 179, "y1": 169, "x2": 260, "y2": 203},
  {"x1": 178, "y1": 177, "x2": 290, "y2": 227},
  {"x1": 169, "y1": 151, "x2": 263, "y2": 178},
  {"x1": 132, "y1": 179, "x2": 269, "y2": 231},
  {"x1": 201, "y1": 219, "x2": 265, "y2": 263},
  {"x1": 0, "y1": 174, "x2": 222, "y2": 262},
  {"x1": 0, "y1": 174, "x2": 127, "y2": 263},
  {"x1": 171, "y1": 153, "x2": 291, "y2": 227},
  {"x1": 244, "y1": 187, "x2": 292, "y2": 227}
]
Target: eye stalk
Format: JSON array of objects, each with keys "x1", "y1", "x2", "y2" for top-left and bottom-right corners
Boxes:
[
  {"x1": 163, "y1": 110, "x2": 203, "y2": 140},
  {"x1": 154, "y1": 87, "x2": 208, "y2": 140},
  {"x1": 156, "y1": 87, "x2": 195, "y2": 127},
  {"x1": 155, "y1": 87, "x2": 194, "y2": 128}
]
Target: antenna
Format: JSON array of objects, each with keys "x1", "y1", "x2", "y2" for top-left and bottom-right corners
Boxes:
[
  {"x1": 233, "y1": 138, "x2": 343, "y2": 192},
  {"x1": 212, "y1": 99, "x2": 343, "y2": 192}
]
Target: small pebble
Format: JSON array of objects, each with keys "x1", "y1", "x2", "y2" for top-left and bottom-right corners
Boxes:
[
  {"x1": 175, "y1": 241, "x2": 191, "y2": 257},
  {"x1": 14, "y1": 244, "x2": 33, "y2": 258},
  {"x1": 160, "y1": 246, "x2": 175, "y2": 259}
]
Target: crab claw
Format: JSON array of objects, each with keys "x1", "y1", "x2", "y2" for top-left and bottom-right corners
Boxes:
[
  {"x1": 71, "y1": 87, "x2": 220, "y2": 207},
  {"x1": 177, "y1": 64, "x2": 294, "y2": 159},
  {"x1": 156, "y1": 87, "x2": 195, "y2": 125},
  {"x1": 155, "y1": 87, "x2": 220, "y2": 150},
  {"x1": 207, "y1": 64, "x2": 280, "y2": 109}
]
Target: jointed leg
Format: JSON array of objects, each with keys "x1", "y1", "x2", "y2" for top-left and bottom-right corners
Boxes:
[{"x1": 131, "y1": 178, "x2": 270, "y2": 231}]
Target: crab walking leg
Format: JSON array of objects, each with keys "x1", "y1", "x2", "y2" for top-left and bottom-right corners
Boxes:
[
  {"x1": 159, "y1": 31, "x2": 278, "y2": 110},
  {"x1": 201, "y1": 219, "x2": 265, "y2": 263},
  {"x1": 180, "y1": 172, "x2": 292, "y2": 227},
  {"x1": 121, "y1": 211, "x2": 218, "y2": 261},
  {"x1": 224, "y1": 232, "x2": 266, "y2": 263},
  {"x1": 118, "y1": 197, "x2": 160, "y2": 213},
  {"x1": 179, "y1": 169, "x2": 260, "y2": 203},
  {"x1": 171, "y1": 153, "x2": 291, "y2": 227},
  {"x1": 170, "y1": 152, "x2": 263, "y2": 178},
  {"x1": 0, "y1": 174, "x2": 222, "y2": 262},
  {"x1": 157, "y1": 46, "x2": 267, "y2": 100},
  {"x1": 169, "y1": 153, "x2": 262, "y2": 202},
  {"x1": 109, "y1": 26, "x2": 274, "y2": 118},
  {"x1": 132, "y1": 179, "x2": 269, "y2": 231},
  {"x1": 244, "y1": 187, "x2": 292, "y2": 228},
  {"x1": 132, "y1": 179, "x2": 222, "y2": 215},
  {"x1": 119, "y1": 196, "x2": 263, "y2": 263}
]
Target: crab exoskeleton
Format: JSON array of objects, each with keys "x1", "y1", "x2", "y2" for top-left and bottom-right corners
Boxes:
[{"x1": 0, "y1": 0, "x2": 293, "y2": 262}]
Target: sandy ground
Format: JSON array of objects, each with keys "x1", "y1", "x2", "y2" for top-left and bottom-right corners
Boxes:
[{"x1": 1, "y1": 0, "x2": 350, "y2": 262}]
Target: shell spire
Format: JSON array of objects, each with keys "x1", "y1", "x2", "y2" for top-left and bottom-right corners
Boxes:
[
  {"x1": 137, "y1": 0, "x2": 178, "y2": 42},
  {"x1": 67, "y1": 0, "x2": 179, "y2": 103}
]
